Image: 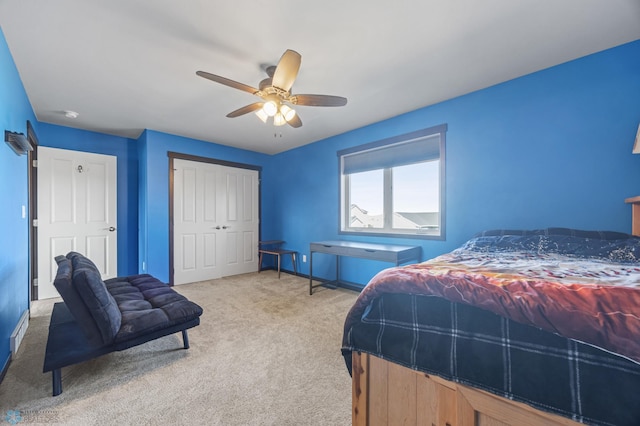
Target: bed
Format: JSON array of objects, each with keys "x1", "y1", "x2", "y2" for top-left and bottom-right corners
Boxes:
[{"x1": 341, "y1": 228, "x2": 640, "y2": 426}]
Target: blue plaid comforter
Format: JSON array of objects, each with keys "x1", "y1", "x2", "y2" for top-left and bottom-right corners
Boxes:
[{"x1": 342, "y1": 229, "x2": 640, "y2": 426}]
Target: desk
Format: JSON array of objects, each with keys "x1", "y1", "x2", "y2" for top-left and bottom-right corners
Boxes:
[{"x1": 309, "y1": 241, "x2": 421, "y2": 295}]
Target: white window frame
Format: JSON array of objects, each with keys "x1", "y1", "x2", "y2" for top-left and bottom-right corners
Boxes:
[{"x1": 338, "y1": 124, "x2": 446, "y2": 239}]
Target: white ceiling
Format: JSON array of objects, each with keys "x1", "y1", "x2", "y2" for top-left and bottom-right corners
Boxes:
[{"x1": 1, "y1": 1, "x2": 639, "y2": 155}]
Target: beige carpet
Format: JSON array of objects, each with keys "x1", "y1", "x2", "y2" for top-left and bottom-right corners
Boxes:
[{"x1": 0, "y1": 271, "x2": 359, "y2": 425}]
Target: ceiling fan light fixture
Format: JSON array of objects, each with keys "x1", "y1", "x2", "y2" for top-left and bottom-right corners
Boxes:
[
  {"x1": 255, "y1": 109, "x2": 269, "y2": 123},
  {"x1": 263, "y1": 100, "x2": 278, "y2": 117},
  {"x1": 197, "y1": 49, "x2": 347, "y2": 131},
  {"x1": 273, "y1": 112, "x2": 287, "y2": 126},
  {"x1": 280, "y1": 104, "x2": 296, "y2": 122}
]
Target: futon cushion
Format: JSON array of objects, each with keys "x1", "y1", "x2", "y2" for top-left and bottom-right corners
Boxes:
[
  {"x1": 53, "y1": 256, "x2": 105, "y2": 348},
  {"x1": 53, "y1": 252, "x2": 203, "y2": 349},
  {"x1": 66, "y1": 252, "x2": 122, "y2": 346},
  {"x1": 104, "y1": 274, "x2": 203, "y2": 342}
]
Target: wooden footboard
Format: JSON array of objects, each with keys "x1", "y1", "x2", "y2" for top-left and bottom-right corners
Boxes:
[{"x1": 352, "y1": 352, "x2": 580, "y2": 426}]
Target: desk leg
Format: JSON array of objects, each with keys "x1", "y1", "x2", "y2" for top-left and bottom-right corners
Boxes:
[
  {"x1": 277, "y1": 254, "x2": 282, "y2": 278},
  {"x1": 291, "y1": 253, "x2": 297, "y2": 275},
  {"x1": 309, "y1": 252, "x2": 313, "y2": 295}
]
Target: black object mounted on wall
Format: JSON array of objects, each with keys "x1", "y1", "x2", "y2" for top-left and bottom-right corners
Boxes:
[{"x1": 4, "y1": 129, "x2": 33, "y2": 156}]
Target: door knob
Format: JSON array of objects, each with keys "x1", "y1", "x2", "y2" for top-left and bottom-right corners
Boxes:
[
  {"x1": 222, "y1": 226, "x2": 229, "y2": 229},
  {"x1": 214, "y1": 226, "x2": 221, "y2": 230},
  {"x1": 103, "y1": 226, "x2": 116, "y2": 232}
]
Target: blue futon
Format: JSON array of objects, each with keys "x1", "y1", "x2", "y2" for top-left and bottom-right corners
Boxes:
[{"x1": 42, "y1": 252, "x2": 203, "y2": 396}]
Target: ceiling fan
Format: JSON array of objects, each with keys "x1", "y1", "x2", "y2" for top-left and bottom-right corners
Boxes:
[{"x1": 196, "y1": 49, "x2": 347, "y2": 128}]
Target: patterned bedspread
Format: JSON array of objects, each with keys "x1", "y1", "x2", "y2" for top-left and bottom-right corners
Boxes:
[
  {"x1": 343, "y1": 228, "x2": 640, "y2": 364},
  {"x1": 341, "y1": 229, "x2": 640, "y2": 424},
  {"x1": 343, "y1": 293, "x2": 640, "y2": 425}
]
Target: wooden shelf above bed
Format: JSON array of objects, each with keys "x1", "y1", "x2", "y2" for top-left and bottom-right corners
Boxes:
[{"x1": 625, "y1": 196, "x2": 640, "y2": 236}]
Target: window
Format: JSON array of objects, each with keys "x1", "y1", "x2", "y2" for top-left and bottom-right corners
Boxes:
[{"x1": 338, "y1": 124, "x2": 446, "y2": 238}]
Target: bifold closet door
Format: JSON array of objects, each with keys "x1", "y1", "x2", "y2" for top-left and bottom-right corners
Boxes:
[{"x1": 173, "y1": 159, "x2": 258, "y2": 285}]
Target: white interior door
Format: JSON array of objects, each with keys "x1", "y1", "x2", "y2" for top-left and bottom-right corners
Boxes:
[
  {"x1": 173, "y1": 159, "x2": 258, "y2": 285},
  {"x1": 37, "y1": 147, "x2": 117, "y2": 299}
]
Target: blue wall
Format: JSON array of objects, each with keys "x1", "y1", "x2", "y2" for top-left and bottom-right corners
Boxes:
[
  {"x1": 267, "y1": 39, "x2": 640, "y2": 285},
  {"x1": 0, "y1": 29, "x2": 35, "y2": 373}
]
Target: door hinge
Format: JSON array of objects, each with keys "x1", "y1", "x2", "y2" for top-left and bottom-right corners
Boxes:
[
  {"x1": 33, "y1": 278, "x2": 38, "y2": 287},
  {"x1": 32, "y1": 160, "x2": 38, "y2": 167},
  {"x1": 32, "y1": 219, "x2": 38, "y2": 227}
]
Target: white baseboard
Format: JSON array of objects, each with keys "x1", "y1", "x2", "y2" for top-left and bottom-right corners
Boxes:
[{"x1": 10, "y1": 310, "x2": 29, "y2": 358}]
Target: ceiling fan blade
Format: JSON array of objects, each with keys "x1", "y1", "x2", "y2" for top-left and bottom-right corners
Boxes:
[
  {"x1": 272, "y1": 50, "x2": 301, "y2": 92},
  {"x1": 196, "y1": 71, "x2": 259, "y2": 95},
  {"x1": 226, "y1": 102, "x2": 264, "y2": 118},
  {"x1": 287, "y1": 114, "x2": 302, "y2": 128},
  {"x1": 291, "y1": 94, "x2": 347, "y2": 107}
]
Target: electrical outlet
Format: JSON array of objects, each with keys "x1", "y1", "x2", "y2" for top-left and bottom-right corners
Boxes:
[{"x1": 302, "y1": 255, "x2": 307, "y2": 263}]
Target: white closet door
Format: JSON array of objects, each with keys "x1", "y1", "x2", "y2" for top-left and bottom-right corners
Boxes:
[
  {"x1": 216, "y1": 164, "x2": 259, "y2": 277},
  {"x1": 173, "y1": 159, "x2": 258, "y2": 285}
]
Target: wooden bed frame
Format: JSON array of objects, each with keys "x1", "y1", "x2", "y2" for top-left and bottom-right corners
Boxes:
[{"x1": 352, "y1": 352, "x2": 581, "y2": 426}]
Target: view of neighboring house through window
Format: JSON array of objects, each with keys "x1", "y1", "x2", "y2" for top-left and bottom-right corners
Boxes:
[{"x1": 338, "y1": 124, "x2": 446, "y2": 238}]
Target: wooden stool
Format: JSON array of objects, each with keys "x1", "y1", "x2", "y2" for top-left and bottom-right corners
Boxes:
[{"x1": 258, "y1": 240, "x2": 297, "y2": 278}]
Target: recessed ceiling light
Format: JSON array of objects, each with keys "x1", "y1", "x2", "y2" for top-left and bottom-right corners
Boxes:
[{"x1": 64, "y1": 110, "x2": 79, "y2": 119}]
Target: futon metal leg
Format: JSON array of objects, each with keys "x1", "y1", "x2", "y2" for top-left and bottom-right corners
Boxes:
[
  {"x1": 52, "y1": 369, "x2": 62, "y2": 396},
  {"x1": 182, "y1": 330, "x2": 190, "y2": 349}
]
